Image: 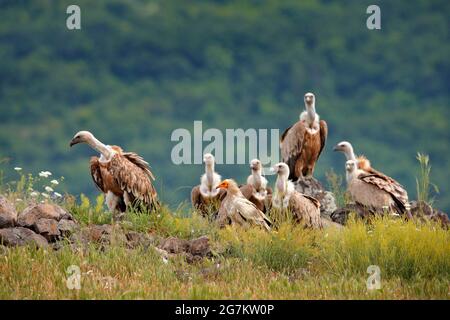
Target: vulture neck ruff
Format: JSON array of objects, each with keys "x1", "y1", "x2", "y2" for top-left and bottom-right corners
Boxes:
[{"x1": 87, "y1": 136, "x2": 115, "y2": 163}]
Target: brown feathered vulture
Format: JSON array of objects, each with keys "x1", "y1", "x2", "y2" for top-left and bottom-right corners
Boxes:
[
  {"x1": 216, "y1": 179, "x2": 271, "y2": 231},
  {"x1": 345, "y1": 160, "x2": 411, "y2": 217},
  {"x1": 239, "y1": 159, "x2": 272, "y2": 212},
  {"x1": 280, "y1": 92, "x2": 328, "y2": 181},
  {"x1": 191, "y1": 153, "x2": 226, "y2": 217},
  {"x1": 334, "y1": 141, "x2": 411, "y2": 216},
  {"x1": 271, "y1": 163, "x2": 322, "y2": 228},
  {"x1": 70, "y1": 131, "x2": 159, "y2": 213}
]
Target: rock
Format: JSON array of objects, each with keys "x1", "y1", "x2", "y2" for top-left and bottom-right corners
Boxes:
[
  {"x1": 159, "y1": 237, "x2": 189, "y2": 254},
  {"x1": 125, "y1": 231, "x2": 155, "y2": 249},
  {"x1": 34, "y1": 218, "x2": 60, "y2": 241},
  {"x1": 0, "y1": 196, "x2": 17, "y2": 228},
  {"x1": 57, "y1": 219, "x2": 79, "y2": 237},
  {"x1": 330, "y1": 203, "x2": 373, "y2": 225},
  {"x1": 0, "y1": 227, "x2": 48, "y2": 247},
  {"x1": 70, "y1": 224, "x2": 114, "y2": 245},
  {"x1": 410, "y1": 201, "x2": 450, "y2": 229},
  {"x1": 321, "y1": 216, "x2": 344, "y2": 229},
  {"x1": 18, "y1": 204, "x2": 70, "y2": 228},
  {"x1": 188, "y1": 236, "x2": 211, "y2": 257},
  {"x1": 293, "y1": 177, "x2": 337, "y2": 217}
]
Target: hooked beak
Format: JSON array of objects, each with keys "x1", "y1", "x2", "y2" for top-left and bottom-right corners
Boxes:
[
  {"x1": 216, "y1": 181, "x2": 228, "y2": 190},
  {"x1": 333, "y1": 145, "x2": 340, "y2": 152},
  {"x1": 69, "y1": 137, "x2": 81, "y2": 147}
]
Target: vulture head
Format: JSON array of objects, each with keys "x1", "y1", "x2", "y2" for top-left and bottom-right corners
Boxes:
[
  {"x1": 216, "y1": 179, "x2": 239, "y2": 194},
  {"x1": 304, "y1": 92, "x2": 315, "y2": 107},
  {"x1": 271, "y1": 162, "x2": 290, "y2": 177},
  {"x1": 203, "y1": 153, "x2": 215, "y2": 166},
  {"x1": 250, "y1": 159, "x2": 262, "y2": 172},
  {"x1": 333, "y1": 141, "x2": 356, "y2": 161},
  {"x1": 345, "y1": 160, "x2": 358, "y2": 182},
  {"x1": 70, "y1": 130, "x2": 95, "y2": 147}
]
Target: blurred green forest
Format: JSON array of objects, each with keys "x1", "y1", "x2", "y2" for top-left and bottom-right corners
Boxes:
[{"x1": 0, "y1": 0, "x2": 448, "y2": 211}]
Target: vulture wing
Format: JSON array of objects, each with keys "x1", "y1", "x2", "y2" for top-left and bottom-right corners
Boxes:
[
  {"x1": 90, "y1": 157, "x2": 105, "y2": 192},
  {"x1": 318, "y1": 120, "x2": 328, "y2": 159},
  {"x1": 233, "y1": 197, "x2": 271, "y2": 231},
  {"x1": 109, "y1": 154, "x2": 159, "y2": 211},
  {"x1": 280, "y1": 121, "x2": 306, "y2": 178},
  {"x1": 359, "y1": 173, "x2": 409, "y2": 214},
  {"x1": 290, "y1": 192, "x2": 322, "y2": 228}
]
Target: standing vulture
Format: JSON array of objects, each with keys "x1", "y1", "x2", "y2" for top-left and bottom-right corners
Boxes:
[
  {"x1": 70, "y1": 131, "x2": 159, "y2": 213},
  {"x1": 334, "y1": 141, "x2": 410, "y2": 215},
  {"x1": 216, "y1": 179, "x2": 271, "y2": 231},
  {"x1": 280, "y1": 92, "x2": 328, "y2": 180},
  {"x1": 345, "y1": 160, "x2": 411, "y2": 217},
  {"x1": 271, "y1": 163, "x2": 322, "y2": 228},
  {"x1": 239, "y1": 159, "x2": 272, "y2": 212},
  {"x1": 191, "y1": 153, "x2": 226, "y2": 217}
]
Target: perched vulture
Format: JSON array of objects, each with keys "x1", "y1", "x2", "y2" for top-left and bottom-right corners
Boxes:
[
  {"x1": 239, "y1": 159, "x2": 272, "y2": 212},
  {"x1": 334, "y1": 141, "x2": 411, "y2": 216},
  {"x1": 70, "y1": 131, "x2": 159, "y2": 213},
  {"x1": 271, "y1": 163, "x2": 322, "y2": 228},
  {"x1": 191, "y1": 153, "x2": 226, "y2": 217},
  {"x1": 345, "y1": 160, "x2": 411, "y2": 217},
  {"x1": 216, "y1": 179, "x2": 271, "y2": 231},
  {"x1": 280, "y1": 92, "x2": 328, "y2": 180}
]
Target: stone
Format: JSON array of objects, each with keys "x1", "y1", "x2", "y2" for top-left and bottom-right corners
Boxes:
[
  {"x1": 0, "y1": 227, "x2": 48, "y2": 247},
  {"x1": 410, "y1": 201, "x2": 449, "y2": 229},
  {"x1": 125, "y1": 231, "x2": 155, "y2": 249},
  {"x1": 18, "y1": 203, "x2": 70, "y2": 228},
  {"x1": 34, "y1": 218, "x2": 60, "y2": 241},
  {"x1": 0, "y1": 196, "x2": 17, "y2": 228},
  {"x1": 57, "y1": 219, "x2": 78, "y2": 237},
  {"x1": 188, "y1": 236, "x2": 210, "y2": 257},
  {"x1": 330, "y1": 203, "x2": 373, "y2": 225},
  {"x1": 293, "y1": 177, "x2": 337, "y2": 217},
  {"x1": 159, "y1": 237, "x2": 189, "y2": 254},
  {"x1": 70, "y1": 224, "x2": 113, "y2": 245}
]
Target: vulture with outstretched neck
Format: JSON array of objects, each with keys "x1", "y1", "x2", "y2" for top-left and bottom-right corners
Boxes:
[
  {"x1": 280, "y1": 92, "x2": 328, "y2": 180},
  {"x1": 271, "y1": 163, "x2": 322, "y2": 228},
  {"x1": 345, "y1": 160, "x2": 411, "y2": 217},
  {"x1": 239, "y1": 159, "x2": 272, "y2": 212},
  {"x1": 191, "y1": 153, "x2": 226, "y2": 216},
  {"x1": 334, "y1": 141, "x2": 410, "y2": 215},
  {"x1": 216, "y1": 179, "x2": 271, "y2": 231},
  {"x1": 70, "y1": 131, "x2": 159, "y2": 213}
]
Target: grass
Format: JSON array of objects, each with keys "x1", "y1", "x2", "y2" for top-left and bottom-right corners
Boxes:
[{"x1": 0, "y1": 159, "x2": 449, "y2": 299}]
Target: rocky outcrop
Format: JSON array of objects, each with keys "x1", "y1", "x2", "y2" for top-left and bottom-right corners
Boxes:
[
  {"x1": 18, "y1": 203, "x2": 72, "y2": 228},
  {"x1": 293, "y1": 177, "x2": 337, "y2": 217},
  {"x1": 0, "y1": 227, "x2": 48, "y2": 247},
  {"x1": 330, "y1": 203, "x2": 373, "y2": 225},
  {"x1": 410, "y1": 201, "x2": 449, "y2": 229},
  {"x1": 0, "y1": 196, "x2": 17, "y2": 228},
  {"x1": 158, "y1": 235, "x2": 212, "y2": 263}
]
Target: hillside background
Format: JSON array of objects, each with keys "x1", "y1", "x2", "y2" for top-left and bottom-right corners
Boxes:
[{"x1": 0, "y1": 0, "x2": 448, "y2": 212}]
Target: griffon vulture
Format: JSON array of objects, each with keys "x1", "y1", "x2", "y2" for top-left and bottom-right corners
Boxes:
[
  {"x1": 271, "y1": 163, "x2": 322, "y2": 228},
  {"x1": 191, "y1": 153, "x2": 226, "y2": 216},
  {"x1": 280, "y1": 92, "x2": 328, "y2": 180},
  {"x1": 239, "y1": 159, "x2": 272, "y2": 212},
  {"x1": 334, "y1": 141, "x2": 410, "y2": 215},
  {"x1": 216, "y1": 179, "x2": 271, "y2": 231},
  {"x1": 70, "y1": 131, "x2": 159, "y2": 213},
  {"x1": 345, "y1": 160, "x2": 411, "y2": 217}
]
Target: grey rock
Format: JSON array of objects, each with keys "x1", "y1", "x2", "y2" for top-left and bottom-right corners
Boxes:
[
  {"x1": 34, "y1": 218, "x2": 60, "y2": 241},
  {"x1": 0, "y1": 196, "x2": 17, "y2": 228},
  {"x1": 159, "y1": 237, "x2": 189, "y2": 254},
  {"x1": 18, "y1": 203, "x2": 70, "y2": 228},
  {"x1": 410, "y1": 201, "x2": 449, "y2": 229},
  {"x1": 293, "y1": 177, "x2": 337, "y2": 217},
  {"x1": 0, "y1": 227, "x2": 48, "y2": 247},
  {"x1": 57, "y1": 219, "x2": 79, "y2": 237}
]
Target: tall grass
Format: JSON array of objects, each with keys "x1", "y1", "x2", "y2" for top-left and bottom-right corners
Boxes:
[{"x1": 415, "y1": 153, "x2": 439, "y2": 205}]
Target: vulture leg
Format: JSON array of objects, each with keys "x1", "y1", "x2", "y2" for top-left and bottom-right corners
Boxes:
[{"x1": 106, "y1": 191, "x2": 121, "y2": 212}]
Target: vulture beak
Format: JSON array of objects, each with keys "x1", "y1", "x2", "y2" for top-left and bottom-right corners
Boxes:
[
  {"x1": 333, "y1": 145, "x2": 339, "y2": 152},
  {"x1": 216, "y1": 180, "x2": 228, "y2": 190},
  {"x1": 69, "y1": 137, "x2": 81, "y2": 147}
]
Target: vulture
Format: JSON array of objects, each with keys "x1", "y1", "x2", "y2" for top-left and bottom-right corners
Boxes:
[
  {"x1": 280, "y1": 92, "x2": 328, "y2": 181},
  {"x1": 191, "y1": 153, "x2": 226, "y2": 217},
  {"x1": 216, "y1": 179, "x2": 271, "y2": 231},
  {"x1": 70, "y1": 131, "x2": 159, "y2": 213},
  {"x1": 345, "y1": 160, "x2": 411, "y2": 217},
  {"x1": 271, "y1": 163, "x2": 322, "y2": 228},
  {"x1": 239, "y1": 159, "x2": 272, "y2": 212},
  {"x1": 334, "y1": 141, "x2": 411, "y2": 216}
]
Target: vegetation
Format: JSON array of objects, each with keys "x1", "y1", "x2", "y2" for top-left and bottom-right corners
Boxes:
[{"x1": 0, "y1": 0, "x2": 448, "y2": 212}]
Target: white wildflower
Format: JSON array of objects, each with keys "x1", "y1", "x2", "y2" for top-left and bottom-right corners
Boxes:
[
  {"x1": 14, "y1": 167, "x2": 22, "y2": 171},
  {"x1": 16, "y1": 198, "x2": 23, "y2": 202},
  {"x1": 162, "y1": 257, "x2": 168, "y2": 264},
  {"x1": 54, "y1": 192, "x2": 62, "y2": 198},
  {"x1": 50, "y1": 179, "x2": 59, "y2": 185},
  {"x1": 45, "y1": 186, "x2": 54, "y2": 193},
  {"x1": 30, "y1": 191, "x2": 39, "y2": 197},
  {"x1": 39, "y1": 171, "x2": 52, "y2": 178},
  {"x1": 41, "y1": 193, "x2": 49, "y2": 198}
]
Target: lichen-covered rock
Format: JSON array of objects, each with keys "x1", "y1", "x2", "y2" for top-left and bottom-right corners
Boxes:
[
  {"x1": 188, "y1": 236, "x2": 210, "y2": 257},
  {"x1": 159, "y1": 237, "x2": 189, "y2": 254},
  {"x1": 293, "y1": 177, "x2": 337, "y2": 217},
  {"x1": 57, "y1": 219, "x2": 79, "y2": 237},
  {"x1": 157, "y1": 236, "x2": 212, "y2": 263},
  {"x1": 330, "y1": 203, "x2": 373, "y2": 225},
  {"x1": 34, "y1": 218, "x2": 60, "y2": 241},
  {"x1": 0, "y1": 227, "x2": 48, "y2": 247},
  {"x1": 125, "y1": 231, "x2": 155, "y2": 249},
  {"x1": 18, "y1": 203, "x2": 70, "y2": 228},
  {"x1": 0, "y1": 196, "x2": 17, "y2": 228},
  {"x1": 410, "y1": 201, "x2": 449, "y2": 229}
]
